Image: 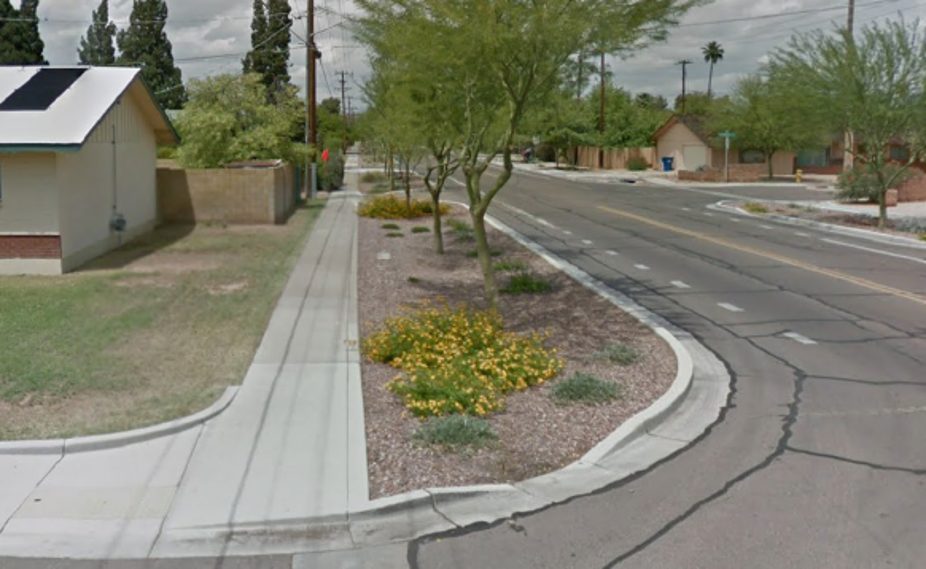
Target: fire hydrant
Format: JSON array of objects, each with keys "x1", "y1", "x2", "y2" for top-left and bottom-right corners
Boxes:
[{"x1": 795, "y1": 168, "x2": 803, "y2": 183}]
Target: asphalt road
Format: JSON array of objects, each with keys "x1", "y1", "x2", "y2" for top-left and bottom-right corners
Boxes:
[{"x1": 412, "y1": 168, "x2": 926, "y2": 568}]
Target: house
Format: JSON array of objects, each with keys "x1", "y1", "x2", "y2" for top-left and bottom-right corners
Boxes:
[
  {"x1": 653, "y1": 115, "x2": 795, "y2": 175},
  {"x1": 797, "y1": 135, "x2": 925, "y2": 175},
  {"x1": 0, "y1": 66, "x2": 178, "y2": 275}
]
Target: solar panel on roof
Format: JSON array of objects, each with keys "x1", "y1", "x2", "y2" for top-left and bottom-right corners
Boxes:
[{"x1": 0, "y1": 68, "x2": 87, "y2": 112}]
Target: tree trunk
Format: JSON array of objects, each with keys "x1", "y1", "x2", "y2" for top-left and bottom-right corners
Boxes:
[
  {"x1": 878, "y1": 189, "x2": 887, "y2": 229},
  {"x1": 404, "y1": 161, "x2": 412, "y2": 215},
  {"x1": 470, "y1": 212, "x2": 498, "y2": 309},
  {"x1": 431, "y1": 191, "x2": 444, "y2": 255},
  {"x1": 767, "y1": 152, "x2": 774, "y2": 180},
  {"x1": 707, "y1": 63, "x2": 714, "y2": 98}
]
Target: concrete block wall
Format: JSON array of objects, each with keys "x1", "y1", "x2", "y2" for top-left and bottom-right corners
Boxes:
[
  {"x1": 156, "y1": 164, "x2": 295, "y2": 225},
  {"x1": 576, "y1": 147, "x2": 657, "y2": 170},
  {"x1": 897, "y1": 174, "x2": 926, "y2": 202},
  {"x1": 677, "y1": 164, "x2": 766, "y2": 183}
]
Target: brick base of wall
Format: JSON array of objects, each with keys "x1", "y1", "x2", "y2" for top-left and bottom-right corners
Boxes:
[
  {"x1": 897, "y1": 174, "x2": 926, "y2": 202},
  {"x1": 0, "y1": 235, "x2": 62, "y2": 259},
  {"x1": 678, "y1": 164, "x2": 767, "y2": 183}
]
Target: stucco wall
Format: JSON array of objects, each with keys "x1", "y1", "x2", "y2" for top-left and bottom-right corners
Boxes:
[
  {"x1": 0, "y1": 153, "x2": 59, "y2": 234},
  {"x1": 57, "y1": 92, "x2": 157, "y2": 269},
  {"x1": 157, "y1": 164, "x2": 296, "y2": 225},
  {"x1": 656, "y1": 123, "x2": 710, "y2": 171}
]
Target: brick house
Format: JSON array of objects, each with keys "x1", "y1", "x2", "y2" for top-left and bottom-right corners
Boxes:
[{"x1": 0, "y1": 66, "x2": 178, "y2": 275}]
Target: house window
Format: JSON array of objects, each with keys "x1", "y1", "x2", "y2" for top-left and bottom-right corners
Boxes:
[
  {"x1": 740, "y1": 149, "x2": 765, "y2": 164},
  {"x1": 890, "y1": 145, "x2": 911, "y2": 162}
]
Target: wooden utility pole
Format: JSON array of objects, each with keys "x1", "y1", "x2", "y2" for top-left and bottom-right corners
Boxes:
[
  {"x1": 677, "y1": 59, "x2": 692, "y2": 115},
  {"x1": 598, "y1": 51, "x2": 606, "y2": 169},
  {"x1": 305, "y1": 0, "x2": 318, "y2": 199},
  {"x1": 844, "y1": 0, "x2": 855, "y2": 171},
  {"x1": 338, "y1": 71, "x2": 349, "y2": 152}
]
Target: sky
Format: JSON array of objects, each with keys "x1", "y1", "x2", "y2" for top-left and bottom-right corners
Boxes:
[{"x1": 30, "y1": 0, "x2": 926, "y2": 111}]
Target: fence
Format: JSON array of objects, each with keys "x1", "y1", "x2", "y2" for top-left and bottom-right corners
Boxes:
[
  {"x1": 574, "y1": 147, "x2": 658, "y2": 170},
  {"x1": 156, "y1": 162, "x2": 297, "y2": 225}
]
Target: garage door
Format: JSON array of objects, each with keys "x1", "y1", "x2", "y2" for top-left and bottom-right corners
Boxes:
[{"x1": 682, "y1": 145, "x2": 708, "y2": 171}]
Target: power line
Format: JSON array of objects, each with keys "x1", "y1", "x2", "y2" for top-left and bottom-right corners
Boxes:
[{"x1": 675, "y1": 0, "x2": 899, "y2": 28}]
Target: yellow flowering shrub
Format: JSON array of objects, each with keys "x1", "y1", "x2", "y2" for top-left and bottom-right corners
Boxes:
[
  {"x1": 362, "y1": 301, "x2": 564, "y2": 418},
  {"x1": 357, "y1": 195, "x2": 449, "y2": 219}
]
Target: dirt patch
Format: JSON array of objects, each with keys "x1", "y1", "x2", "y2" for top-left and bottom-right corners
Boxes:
[
  {"x1": 123, "y1": 252, "x2": 227, "y2": 274},
  {"x1": 207, "y1": 280, "x2": 250, "y2": 296},
  {"x1": 359, "y1": 207, "x2": 677, "y2": 498}
]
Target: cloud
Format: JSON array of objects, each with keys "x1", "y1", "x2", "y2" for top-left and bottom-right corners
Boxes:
[{"x1": 34, "y1": 0, "x2": 926, "y2": 108}]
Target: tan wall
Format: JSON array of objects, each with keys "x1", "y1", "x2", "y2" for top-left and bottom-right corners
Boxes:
[
  {"x1": 709, "y1": 149, "x2": 796, "y2": 176},
  {"x1": 0, "y1": 153, "x2": 59, "y2": 234},
  {"x1": 57, "y1": 92, "x2": 158, "y2": 270},
  {"x1": 575, "y1": 147, "x2": 657, "y2": 170},
  {"x1": 157, "y1": 164, "x2": 295, "y2": 225},
  {"x1": 678, "y1": 164, "x2": 768, "y2": 183},
  {"x1": 656, "y1": 123, "x2": 710, "y2": 171}
]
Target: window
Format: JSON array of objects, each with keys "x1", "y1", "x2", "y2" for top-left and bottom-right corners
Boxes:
[
  {"x1": 739, "y1": 149, "x2": 765, "y2": 164},
  {"x1": 890, "y1": 145, "x2": 911, "y2": 162}
]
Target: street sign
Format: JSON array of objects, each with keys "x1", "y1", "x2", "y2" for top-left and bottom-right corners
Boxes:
[{"x1": 718, "y1": 131, "x2": 736, "y2": 138}]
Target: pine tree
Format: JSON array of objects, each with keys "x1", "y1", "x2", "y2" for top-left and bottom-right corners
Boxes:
[
  {"x1": 242, "y1": 0, "x2": 268, "y2": 76},
  {"x1": 78, "y1": 0, "x2": 117, "y2": 65},
  {"x1": 117, "y1": 0, "x2": 185, "y2": 109},
  {"x1": 0, "y1": 0, "x2": 47, "y2": 65}
]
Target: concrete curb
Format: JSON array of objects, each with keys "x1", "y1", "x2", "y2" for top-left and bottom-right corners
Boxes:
[
  {"x1": 713, "y1": 200, "x2": 926, "y2": 251},
  {"x1": 0, "y1": 386, "x2": 239, "y2": 456}
]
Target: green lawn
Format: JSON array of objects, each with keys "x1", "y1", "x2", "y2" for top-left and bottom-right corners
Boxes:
[{"x1": 0, "y1": 202, "x2": 324, "y2": 440}]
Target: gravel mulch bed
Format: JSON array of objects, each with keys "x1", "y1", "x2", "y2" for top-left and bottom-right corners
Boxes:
[
  {"x1": 740, "y1": 201, "x2": 926, "y2": 240},
  {"x1": 358, "y1": 205, "x2": 677, "y2": 499}
]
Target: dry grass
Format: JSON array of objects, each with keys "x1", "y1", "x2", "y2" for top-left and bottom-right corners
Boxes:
[{"x1": 0, "y1": 202, "x2": 324, "y2": 440}]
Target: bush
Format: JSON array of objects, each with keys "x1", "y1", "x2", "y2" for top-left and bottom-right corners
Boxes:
[
  {"x1": 361, "y1": 171, "x2": 388, "y2": 183},
  {"x1": 408, "y1": 276, "x2": 421, "y2": 284},
  {"x1": 551, "y1": 373, "x2": 621, "y2": 405},
  {"x1": 386, "y1": 232, "x2": 403, "y2": 238},
  {"x1": 363, "y1": 301, "x2": 563, "y2": 418},
  {"x1": 837, "y1": 162, "x2": 913, "y2": 202},
  {"x1": 501, "y1": 273, "x2": 552, "y2": 294},
  {"x1": 412, "y1": 416, "x2": 497, "y2": 449},
  {"x1": 448, "y1": 219, "x2": 473, "y2": 234},
  {"x1": 411, "y1": 226, "x2": 431, "y2": 234},
  {"x1": 593, "y1": 342, "x2": 640, "y2": 366},
  {"x1": 320, "y1": 152, "x2": 345, "y2": 191},
  {"x1": 382, "y1": 223, "x2": 400, "y2": 230},
  {"x1": 357, "y1": 195, "x2": 450, "y2": 219},
  {"x1": 743, "y1": 202, "x2": 770, "y2": 214},
  {"x1": 626, "y1": 156, "x2": 650, "y2": 171},
  {"x1": 894, "y1": 217, "x2": 926, "y2": 235},
  {"x1": 494, "y1": 260, "x2": 528, "y2": 272},
  {"x1": 466, "y1": 248, "x2": 503, "y2": 258}
]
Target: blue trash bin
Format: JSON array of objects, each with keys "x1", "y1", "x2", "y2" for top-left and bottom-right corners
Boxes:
[{"x1": 661, "y1": 156, "x2": 674, "y2": 172}]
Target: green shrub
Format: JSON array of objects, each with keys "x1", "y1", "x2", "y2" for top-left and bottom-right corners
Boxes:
[
  {"x1": 626, "y1": 156, "x2": 650, "y2": 171},
  {"x1": 894, "y1": 217, "x2": 926, "y2": 235},
  {"x1": 501, "y1": 273, "x2": 552, "y2": 294},
  {"x1": 386, "y1": 232, "x2": 403, "y2": 238},
  {"x1": 357, "y1": 195, "x2": 450, "y2": 219},
  {"x1": 551, "y1": 373, "x2": 621, "y2": 405},
  {"x1": 156, "y1": 146, "x2": 177, "y2": 159},
  {"x1": 494, "y1": 260, "x2": 528, "y2": 272},
  {"x1": 593, "y1": 342, "x2": 640, "y2": 366},
  {"x1": 837, "y1": 162, "x2": 913, "y2": 202},
  {"x1": 743, "y1": 202, "x2": 769, "y2": 214},
  {"x1": 382, "y1": 223, "x2": 400, "y2": 230},
  {"x1": 411, "y1": 226, "x2": 431, "y2": 234},
  {"x1": 920, "y1": 233, "x2": 926, "y2": 242},
  {"x1": 467, "y1": 248, "x2": 503, "y2": 258},
  {"x1": 361, "y1": 171, "x2": 388, "y2": 183},
  {"x1": 363, "y1": 301, "x2": 563, "y2": 418},
  {"x1": 448, "y1": 219, "x2": 473, "y2": 234},
  {"x1": 412, "y1": 416, "x2": 497, "y2": 449},
  {"x1": 407, "y1": 276, "x2": 421, "y2": 284},
  {"x1": 320, "y1": 152, "x2": 345, "y2": 191}
]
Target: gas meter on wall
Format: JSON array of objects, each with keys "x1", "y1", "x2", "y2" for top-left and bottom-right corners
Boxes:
[{"x1": 110, "y1": 212, "x2": 127, "y2": 232}]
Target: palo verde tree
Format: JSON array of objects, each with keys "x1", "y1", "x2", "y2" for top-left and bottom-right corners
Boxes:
[
  {"x1": 357, "y1": 0, "x2": 701, "y2": 307},
  {"x1": 769, "y1": 18, "x2": 926, "y2": 228},
  {"x1": 710, "y1": 73, "x2": 826, "y2": 179},
  {"x1": 117, "y1": 0, "x2": 185, "y2": 109},
  {"x1": 78, "y1": 0, "x2": 117, "y2": 65}
]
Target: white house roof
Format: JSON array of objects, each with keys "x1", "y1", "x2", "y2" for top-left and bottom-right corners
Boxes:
[{"x1": 0, "y1": 66, "x2": 179, "y2": 151}]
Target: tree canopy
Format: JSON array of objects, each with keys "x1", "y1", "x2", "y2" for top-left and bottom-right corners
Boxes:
[
  {"x1": 0, "y1": 0, "x2": 46, "y2": 65},
  {"x1": 243, "y1": 0, "x2": 293, "y2": 97},
  {"x1": 78, "y1": 0, "x2": 117, "y2": 66},
  {"x1": 117, "y1": 0, "x2": 184, "y2": 109}
]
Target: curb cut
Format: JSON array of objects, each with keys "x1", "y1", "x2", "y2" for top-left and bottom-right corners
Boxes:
[
  {"x1": 713, "y1": 200, "x2": 926, "y2": 250},
  {"x1": 0, "y1": 386, "x2": 239, "y2": 456}
]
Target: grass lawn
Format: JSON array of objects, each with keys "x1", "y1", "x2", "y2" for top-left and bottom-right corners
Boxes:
[{"x1": 0, "y1": 202, "x2": 325, "y2": 440}]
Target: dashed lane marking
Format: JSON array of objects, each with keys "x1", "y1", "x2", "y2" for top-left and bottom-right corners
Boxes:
[
  {"x1": 717, "y1": 302, "x2": 745, "y2": 313},
  {"x1": 671, "y1": 280, "x2": 691, "y2": 289},
  {"x1": 634, "y1": 264, "x2": 651, "y2": 271},
  {"x1": 782, "y1": 332, "x2": 817, "y2": 345}
]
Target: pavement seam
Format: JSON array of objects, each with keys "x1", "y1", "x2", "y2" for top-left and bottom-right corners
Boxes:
[
  {"x1": 0, "y1": 452, "x2": 64, "y2": 537},
  {"x1": 423, "y1": 490, "x2": 461, "y2": 529}
]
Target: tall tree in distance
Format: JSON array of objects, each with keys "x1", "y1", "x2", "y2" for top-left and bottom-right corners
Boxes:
[
  {"x1": 117, "y1": 0, "x2": 185, "y2": 109},
  {"x1": 243, "y1": 0, "x2": 268, "y2": 76},
  {"x1": 702, "y1": 40, "x2": 724, "y2": 98},
  {"x1": 264, "y1": 0, "x2": 293, "y2": 94},
  {"x1": 0, "y1": 0, "x2": 47, "y2": 65},
  {"x1": 78, "y1": 0, "x2": 117, "y2": 65}
]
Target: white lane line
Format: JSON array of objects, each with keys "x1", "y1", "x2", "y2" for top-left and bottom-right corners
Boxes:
[
  {"x1": 782, "y1": 332, "x2": 817, "y2": 345},
  {"x1": 582, "y1": 239, "x2": 593, "y2": 245},
  {"x1": 730, "y1": 217, "x2": 741, "y2": 222},
  {"x1": 759, "y1": 224, "x2": 774, "y2": 230},
  {"x1": 703, "y1": 212, "x2": 715, "y2": 217},
  {"x1": 671, "y1": 280, "x2": 691, "y2": 289},
  {"x1": 681, "y1": 207, "x2": 691, "y2": 212},
  {"x1": 794, "y1": 231, "x2": 811, "y2": 237},
  {"x1": 717, "y1": 302, "x2": 745, "y2": 313},
  {"x1": 821, "y1": 238, "x2": 926, "y2": 266},
  {"x1": 501, "y1": 203, "x2": 559, "y2": 230},
  {"x1": 606, "y1": 250, "x2": 619, "y2": 256},
  {"x1": 634, "y1": 264, "x2": 651, "y2": 270},
  {"x1": 563, "y1": 230, "x2": 573, "y2": 235}
]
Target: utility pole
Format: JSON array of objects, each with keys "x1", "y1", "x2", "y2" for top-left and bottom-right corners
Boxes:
[
  {"x1": 305, "y1": 0, "x2": 319, "y2": 200},
  {"x1": 844, "y1": 0, "x2": 855, "y2": 171},
  {"x1": 338, "y1": 71, "x2": 349, "y2": 152},
  {"x1": 599, "y1": 51, "x2": 606, "y2": 169},
  {"x1": 676, "y1": 59, "x2": 692, "y2": 115}
]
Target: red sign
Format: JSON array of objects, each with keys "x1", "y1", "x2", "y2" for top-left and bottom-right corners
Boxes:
[{"x1": 322, "y1": 149, "x2": 330, "y2": 163}]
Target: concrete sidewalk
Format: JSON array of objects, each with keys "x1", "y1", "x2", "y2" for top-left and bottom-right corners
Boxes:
[{"x1": 0, "y1": 162, "x2": 366, "y2": 560}]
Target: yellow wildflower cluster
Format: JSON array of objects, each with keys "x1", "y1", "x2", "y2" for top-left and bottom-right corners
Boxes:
[
  {"x1": 357, "y1": 195, "x2": 450, "y2": 220},
  {"x1": 362, "y1": 301, "x2": 564, "y2": 418}
]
